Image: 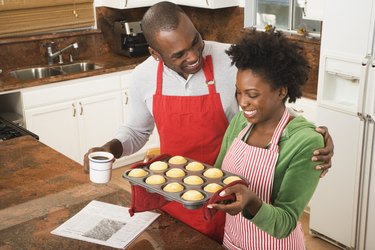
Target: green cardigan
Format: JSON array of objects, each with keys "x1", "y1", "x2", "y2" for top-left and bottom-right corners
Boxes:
[{"x1": 214, "y1": 111, "x2": 324, "y2": 239}]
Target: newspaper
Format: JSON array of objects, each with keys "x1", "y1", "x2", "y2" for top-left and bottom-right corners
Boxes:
[{"x1": 51, "y1": 200, "x2": 160, "y2": 249}]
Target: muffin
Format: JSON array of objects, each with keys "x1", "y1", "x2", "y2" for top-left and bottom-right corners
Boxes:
[
  {"x1": 128, "y1": 168, "x2": 148, "y2": 178},
  {"x1": 203, "y1": 183, "x2": 223, "y2": 193},
  {"x1": 168, "y1": 155, "x2": 187, "y2": 165},
  {"x1": 223, "y1": 175, "x2": 242, "y2": 185},
  {"x1": 165, "y1": 168, "x2": 186, "y2": 178},
  {"x1": 145, "y1": 174, "x2": 166, "y2": 185},
  {"x1": 149, "y1": 161, "x2": 168, "y2": 171},
  {"x1": 181, "y1": 190, "x2": 204, "y2": 201},
  {"x1": 183, "y1": 175, "x2": 204, "y2": 185},
  {"x1": 163, "y1": 182, "x2": 184, "y2": 193},
  {"x1": 203, "y1": 168, "x2": 224, "y2": 179},
  {"x1": 185, "y1": 161, "x2": 205, "y2": 171}
]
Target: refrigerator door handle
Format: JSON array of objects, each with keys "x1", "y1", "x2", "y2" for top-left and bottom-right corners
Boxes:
[
  {"x1": 358, "y1": 55, "x2": 371, "y2": 114},
  {"x1": 358, "y1": 112, "x2": 366, "y2": 121},
  {"x1": 366, "y1": 114, "x2": 375, "y2": 124}
]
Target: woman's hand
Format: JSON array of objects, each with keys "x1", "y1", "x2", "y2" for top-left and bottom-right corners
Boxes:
[
  {"x1": 314, "y1": 126, "x2": 334, "y2": 177},
  {"x1": 207, "y1": 184, "x2": 262, "y2": 216}
]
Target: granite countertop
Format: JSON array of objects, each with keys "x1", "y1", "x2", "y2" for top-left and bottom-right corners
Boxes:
[
  {"x1": 0, "y1": 136, "x2": 224, "y2": 249},
  {"x1": 0, "y1": 53, "x2": 148, "y2": 93}
]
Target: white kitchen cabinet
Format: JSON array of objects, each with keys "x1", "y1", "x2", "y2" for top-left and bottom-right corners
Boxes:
[
  {"x1": 302, "y1": 0, "x2": 325, "y2": 21},
  {"x1": 24, "y1": 100, "x2": 82, "y2": 162},
  {"x1": 176, "y1": 0, "x2": 239, "y2": 9},
  {"x1": 94, "y1": 0, "x2": 161, "y2": 9},
  {"x1": 22, "y1": 73, "x2": 123, "y2": 164}
]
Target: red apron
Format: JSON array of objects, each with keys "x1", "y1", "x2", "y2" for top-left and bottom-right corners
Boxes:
[
  {"x1": 222, "y1": 110, "x2": 305, "y2": 250},
  {"x1": 152, "y1": 56, "x2": 229, "y2": 243}
]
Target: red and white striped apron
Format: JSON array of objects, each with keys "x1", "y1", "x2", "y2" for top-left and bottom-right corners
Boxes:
[{"x1": 222, "y1": 109, "x2": 305, "y2": 250}]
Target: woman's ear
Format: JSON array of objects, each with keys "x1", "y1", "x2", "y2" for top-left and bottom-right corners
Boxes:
[
  {"x1": 279, "y1": 87, "x2": 288, "y2": 100},
  {"x1": 148, "y1": 47, "x2": 161, "y2": 61}
]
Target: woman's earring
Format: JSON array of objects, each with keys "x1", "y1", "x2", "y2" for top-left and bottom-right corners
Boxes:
[{"x1": 155, "y1": 58, "x2": 160, "y2": 61}]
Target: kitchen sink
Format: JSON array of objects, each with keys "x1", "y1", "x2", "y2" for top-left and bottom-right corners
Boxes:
[
  {"x1": 9, "y1": 62, "x2": 103, "y2": 81},
  {"x1": 57, "y1": 62, "x2": 103, "y2": 74},
  {"x1": 9, "y1": 67, "x2": 62, "y2": 81}
]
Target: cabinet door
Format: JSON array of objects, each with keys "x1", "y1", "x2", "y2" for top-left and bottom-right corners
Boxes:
[
  {"x1": 78, "y1": 92, "x2": 123, "y2": 155},
  {"x1": 303, "y1": 0, "x2": 324, "y2": 21},
  {"x1": 24, "y1": 101, "x2": 81, "y2": 162}
]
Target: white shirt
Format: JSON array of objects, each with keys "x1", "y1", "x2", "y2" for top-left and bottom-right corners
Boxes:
[{"x1": 115, "y1": 41, "x2": 239, "y2": 157}]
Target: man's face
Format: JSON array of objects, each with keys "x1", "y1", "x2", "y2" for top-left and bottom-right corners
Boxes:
[{"x1": 150, "y1": 14, "x2": 204, "y2": 79}]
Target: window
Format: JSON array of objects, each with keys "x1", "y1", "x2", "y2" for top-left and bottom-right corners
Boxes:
[
  {"x1": 0, "y1": 0, "x2": 95, "y2": 38},
  {"x1": 246, "y1": 0, "x2": 321, "y2": 36}
]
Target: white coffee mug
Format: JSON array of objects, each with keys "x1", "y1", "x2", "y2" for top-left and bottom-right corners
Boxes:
[{"x1": 88, "y1": 151, "x2": 114, "y2": 184}]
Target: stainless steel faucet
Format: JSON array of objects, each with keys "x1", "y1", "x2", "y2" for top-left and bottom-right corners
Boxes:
[{"x1": 45, "y1": 42, "x2": 78, "y2": 65}]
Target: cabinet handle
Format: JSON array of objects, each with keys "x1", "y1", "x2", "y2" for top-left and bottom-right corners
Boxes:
[
  {"x1": 79, "y1": 102, "x2": 83, "y2": 115},
  {"x1": 124, "y1": 91, "x2": 129, "y2": 105},
  {"x1": 72, "y1": 103, "x2": 76, "y2": 117},
  {"x1": 124, "y1": 0, "x2": 127, "y2": 7},
  {"x1": 206, "y1": 0, "x2": 209, "y2": 6}
]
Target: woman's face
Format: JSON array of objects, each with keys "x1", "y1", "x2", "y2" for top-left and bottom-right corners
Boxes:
[
  {"x1": 149, "y1": 13, "x2": 204, "y2": 79},
  {"x1": 236, "y1": 69, "x2": 286, "y2": 125}
]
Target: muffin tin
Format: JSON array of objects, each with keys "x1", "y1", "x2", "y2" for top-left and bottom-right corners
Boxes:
[{"x1": 122, "y1": 155, "x2": 247, "y2": 210}]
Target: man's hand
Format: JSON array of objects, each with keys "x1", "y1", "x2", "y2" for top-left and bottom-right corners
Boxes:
[
  {"x1": 314, "y1": 126, "x2": 334, "y2": 177},
  {"x1": 83, "y1": 146, "x2": 108, "y2": 173},
  {"x1": 83, "y1": 139, "x2": 123, "y2": 173}
]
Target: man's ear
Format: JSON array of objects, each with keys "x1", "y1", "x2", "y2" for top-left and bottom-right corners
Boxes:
[{"x1": 148, "y1": 47, "x2": 161, "y2": 61}]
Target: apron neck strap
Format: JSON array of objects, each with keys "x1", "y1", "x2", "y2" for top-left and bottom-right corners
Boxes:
[
  {"x1": 155, "y1": 56, "x2": 217, "y2": 95},
  {"x1": 269, "y1": 108, "x2": 290, "y2": 151},
  {"x1": 202, "y1": 55, "x2": 216, "y2": 95},
  {"x1": 156, "y1": 60, "x2": 164, "y2": 96},
  {"x1": 238, "y1": 108, "x2": 291, "y2": 151}
]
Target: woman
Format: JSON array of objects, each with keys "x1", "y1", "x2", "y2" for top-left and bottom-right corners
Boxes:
[{"x1": 208, "y1": 30, "x2": 323, "y2": 249}]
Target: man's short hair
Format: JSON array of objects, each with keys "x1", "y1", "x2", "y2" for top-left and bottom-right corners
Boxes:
[{"x1": 142, "y1": 1, "x2": 186, "y2": 51}]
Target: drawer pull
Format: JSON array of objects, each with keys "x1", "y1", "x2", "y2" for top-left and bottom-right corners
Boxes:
[
  {"x1": 79, "y1": 102, "x2": 83, "y2": 115},
  {"x1": 72, "y1": 103, "x2": 76, "y2": 117},
  {"x1": 124, "y1": 91, "x2": 129, "y2": 105}
]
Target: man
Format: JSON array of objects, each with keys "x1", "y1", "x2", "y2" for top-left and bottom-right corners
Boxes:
[{"x1": 84, "y1": 1, "x2": 334, "y2": 243}]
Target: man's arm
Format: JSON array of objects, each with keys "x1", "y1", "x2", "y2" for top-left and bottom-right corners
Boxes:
[{"x1": 313, "y1": 126, "x2": 334, "y2": 177}]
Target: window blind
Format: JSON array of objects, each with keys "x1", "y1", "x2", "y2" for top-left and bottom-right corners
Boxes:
[{"x1": 0, "y1": 0, "x2": 94, "y2": 38}]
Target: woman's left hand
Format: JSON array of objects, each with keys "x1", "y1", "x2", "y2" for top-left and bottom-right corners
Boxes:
[
  {"x1": 314, "y1": 126, "x2": 334, "y2": 177},
  {"x1": 207, "y1": 184, "x2": 262, "y2": 216}
]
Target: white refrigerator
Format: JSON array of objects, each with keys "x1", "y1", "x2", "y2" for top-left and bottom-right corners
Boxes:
[{"x1": 309, "y1": 0, "x2": 375, "y2": 249}]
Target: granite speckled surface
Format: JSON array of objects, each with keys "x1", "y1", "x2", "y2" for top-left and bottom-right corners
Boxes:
[{"x1": 0, "y1": 136, "x2": 225, "y2": 249}]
